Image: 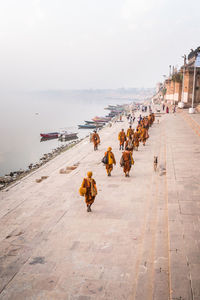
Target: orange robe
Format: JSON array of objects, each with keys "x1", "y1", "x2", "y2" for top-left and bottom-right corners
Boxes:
[
  {"x1": 105, "y1": 151, "x2": 116, "y2": 174},
  {"x1": 137, "y1": 127, "x2": 142, "y2": 141},
  {"x1": 122, "y1": 151, "x2": 134, "y2": 173},
  {"x1": 118, "y1": 131, "x2": 126, "y2": 146},
  {"x1": 141, "y1": 128, "x2": 148, "y2": 144},
  {"x1": 81, "y1": 177, "x2": 97, "y2": 205},
  {"x1": 133, "y1": 132, "x2": 140, "y2": 148},
  {"x1": 148, "y1": 115, "x2": 152, "y2": 126},
  {"x1": 144, "y1": 119, "x2": 149, "y2": 129},
  {"x1": 92, "y1": 133, "x2": 100, "y2": 149},
  {"x1": 127, "y1": 128, "x2": 134, "y2": 139}
]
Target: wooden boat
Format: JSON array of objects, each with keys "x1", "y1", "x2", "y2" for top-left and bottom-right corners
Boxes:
[
  {"x1": 84, "y1": 120, "x2": 105, "y2": 125},
  {"x1": 92, "y1": 116, "x2": 111, "y2": 122},
  {"x1": 78, "y1": 124, "x2": 104, "y2": 129},
  {"x1": 59, "y1": 132, "x2": 78, "y2": 139},
  {"x1": 40, "y1": 132, "x2": 59, "y2": 138},
  {"x1": 104, "y1": 105, "x2": 124, "y2": 111},
  {"x1": 104, "y1": 105, "x2": 118, "y2": 110},
  {"x1": 106, "y1": 111, "x2": 119, "y2": 117},
  {"x1": 40, "y1": 131, "x2": 78, "y2": 139}
]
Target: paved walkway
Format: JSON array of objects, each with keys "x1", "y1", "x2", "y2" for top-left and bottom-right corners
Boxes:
[{"x1": 0, "y1": 109, "x2": 200, "y2": 299}]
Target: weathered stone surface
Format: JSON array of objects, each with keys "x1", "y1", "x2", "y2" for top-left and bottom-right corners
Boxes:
[{"x1": 0, "y1": 109, "x2": 200, "y2": 299}]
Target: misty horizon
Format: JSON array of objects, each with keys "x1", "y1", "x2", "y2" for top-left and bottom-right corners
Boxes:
[{"x1": 0, "y1": 0, "x2": 200, "y2": 92}]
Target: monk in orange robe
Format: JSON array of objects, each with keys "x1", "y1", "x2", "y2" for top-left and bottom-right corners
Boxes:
[
  {"x1": 92, "y1": 130, "x2": 100, "y2": 150},
  {"x1": 137, "y1": 126, "x2": 142, "y2": 142},
  {"x1": 118, "y1": 129, "x2": 126, "y2": 150},
  {"x1": 149, "y1": 113, "x2": 155, "y2": 126},
  {"x1": 133, "y1": 130, "x2": 140, "y2": 151},
  {"x1": 81, "y1": 171, "x2": 97, "y2": 212},
  {"x1": 127, "y1": 126, "x2": 134, "y2": 139},
  {"x1": 120, "y1": 148, "x2": 134, "y2": 177},
  {"x1": 140, "y1": 127, "x2": 149, "y2": 146},
  {"x1": 148, "y1": 115, "x2": 152, "y2": 127},
  {"x1": 144, "y1": 117, "x2": 149, "y2": 129},
  {"x1": 105, "y1": 147, "x2": 116, "y2": 176}
]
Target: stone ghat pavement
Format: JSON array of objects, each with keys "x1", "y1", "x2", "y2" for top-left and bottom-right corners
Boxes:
[{"x1": 0, "y1": 111, "x2": 200, "y2": 300}]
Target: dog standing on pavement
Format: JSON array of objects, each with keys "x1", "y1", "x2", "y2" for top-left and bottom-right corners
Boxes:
[{"x1": 154, "y1": 156, "x2": 158, "y2": 172}]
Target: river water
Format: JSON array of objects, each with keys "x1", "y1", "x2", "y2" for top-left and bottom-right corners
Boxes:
[{"x1": 0, "y1": 90, "x2": 132, "y2": 176}]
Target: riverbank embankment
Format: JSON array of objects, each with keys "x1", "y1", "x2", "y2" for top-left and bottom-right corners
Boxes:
[
  {"x1": 0, "y1": 140, "x2": 81, "y2": 190},
  {"x1": 0, "y1": 108, "x2": 200, "y2": 299}
]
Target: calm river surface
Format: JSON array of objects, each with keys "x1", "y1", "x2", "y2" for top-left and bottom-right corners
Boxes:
[{"x1": 0, "y1": 90, "x2": 132, "y2": 176}]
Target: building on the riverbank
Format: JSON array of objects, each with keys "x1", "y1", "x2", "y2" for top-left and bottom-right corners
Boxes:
[
  {"x1": 163, "y1": 46, "x2": 200, "y2": 107},
  {"x1": 151, "y1": 82, "x2": 164, "y2": 104}
]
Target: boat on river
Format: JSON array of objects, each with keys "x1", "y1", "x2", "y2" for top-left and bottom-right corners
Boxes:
[
  {"x1": 59, "y1": 132, "x2": 78, "y2": 140},
  {"x1": 40, "y1": 131, "x2": 78, "y2": 139},
  {"x1": 92, "y1": 116, "x2": 111, "y2": 122},
  {"x1": 78, "y1": 124, "x2": 104, "y2": 129},
  {"x1": 40, "y1": 132, "x2": 59, "y2": 138},
  {"x1": 84, "y1": 120, "x2": 105, "y2": 125}
]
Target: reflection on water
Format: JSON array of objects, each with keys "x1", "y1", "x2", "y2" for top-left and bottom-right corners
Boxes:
[
  {"x1": 59, "y1": 136, "x2": 79, "y2": 142},
  {"x1": 40, "y1": 136, "x2": 58, "y2": 142},
  {"x1": 40, "y1": 135, "x2": 79, "y2": 142},
  {"x1": 0, "y1": 90, "x2": 132, "y2": 176}
]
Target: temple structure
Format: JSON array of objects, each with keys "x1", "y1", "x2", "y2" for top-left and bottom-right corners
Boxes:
[{"x1": 164, "y1": 46, "x2": 200, "y2": 106}]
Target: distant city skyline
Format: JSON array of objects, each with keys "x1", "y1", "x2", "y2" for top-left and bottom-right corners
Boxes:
[{"x1": 0, "y1": 0, "x2": 200, "y2": 91}]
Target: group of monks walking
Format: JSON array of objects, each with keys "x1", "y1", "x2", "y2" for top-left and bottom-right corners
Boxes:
[
  {"x1": 117, "y1": 113, "x2": 155, "y2": 177},
  {"x1": 80, "y1": 112, "x2": 155, "y2": 212}
]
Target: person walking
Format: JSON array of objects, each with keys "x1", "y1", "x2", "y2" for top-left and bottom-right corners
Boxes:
[
  {"x1": 104, "y1": 147, "x2": 116, "y2": 176},
  {"x1": 127, "y1": 125, "x2": 134, "y2": 139},
  {"x1": 92, "y1": 130, "x2": 100, "y2": 151},
  {"x1": 133, "y1": 130, "x2": 140, "y2": 151},
  {"x1": 80, "y1": 171, "x2": 97, "y2": 212},
  {"x1": 118, "y1": 129, "x2": 126, "y2": 150},
  {"x1": 120, "y1": 148, "x2": 134, "y2": 177},
  {"x1": 140, "y1": 127, "x2": 148, "y2": 146}
]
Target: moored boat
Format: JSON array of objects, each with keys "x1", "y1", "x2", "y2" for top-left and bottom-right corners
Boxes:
[
  {"x1": 78, "y1": 124, "x2": 104, "y2": 129},
  {"x1": 84, "y1": 120, "x2": 105, "y2": 125},
  {"x1": 92, "y1": 116, "x2": 111, "y2": 122},
  {"x1": 40, "y1": 131, "x2": 78, "y2": 140},
  {"x1": 59, "y1": 132, "x2": 78, "y2": 139},
  {"x1": 40, "y1": 132, "x2": 59, "y2": 138}
]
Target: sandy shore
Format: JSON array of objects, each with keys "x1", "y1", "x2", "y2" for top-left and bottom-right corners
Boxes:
[{"x1": 0, "y1": 107, "x2": 200, "y2": 299}]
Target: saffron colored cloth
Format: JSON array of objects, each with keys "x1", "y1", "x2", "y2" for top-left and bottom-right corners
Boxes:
[
  {"x1": 122, "y1": 151, "x2": 134, "y2": 173},
  {"x1": 81, "y1": 177, "x2": 97, "y2": 205}
]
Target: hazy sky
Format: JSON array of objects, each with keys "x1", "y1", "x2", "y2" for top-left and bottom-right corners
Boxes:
[{"x1": 0, "y1": 0, "x2": 200, "y2": 90}]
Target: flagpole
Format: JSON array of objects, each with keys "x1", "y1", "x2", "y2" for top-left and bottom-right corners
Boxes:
[
  {"x1": 189, "y1": 52, "x2": 200, "y2": 113},
  {"x1": 191, "y1": 66, "x2": 196, "y2": 109}
]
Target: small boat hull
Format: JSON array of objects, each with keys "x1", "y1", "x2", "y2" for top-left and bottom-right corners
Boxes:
[
  {"x1": 59, "y1": 133, "x2": 78, "y2": 140},
  {"x1": 40, "y1": 131, "x2": 78, "y2": 140},
  {"x1": 92, "y1": 116, "x2": 111, "y2": 122},
  {"x1": 78, "y1": 124, "x2": 103, "y2": 129},
  {"x1": 40, "y1": 132, "x2": 59, "y2": 138},
  {"x1": 84, "y1": 120, "x2": 105, "y2": 125}
]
